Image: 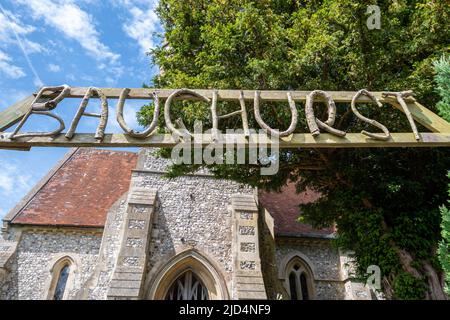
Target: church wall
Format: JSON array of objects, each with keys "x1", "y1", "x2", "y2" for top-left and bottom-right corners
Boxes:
[
  {"x1": 134, "y1": 171, "x2": 255, "y2": 298},
  {"x1": 135, "y1": 149, "x2": 255, "y2": 299},
  {"x1": 85, "y1": 194, "x2": 129, "y2": 300},
  {"x1": 0, "y1": 228, "x2": 102, "y2": 300},
  {"x1": 63, "y1": 149, "x2": 256, "y2": 300},
  {"x1": 275, "y1": 238, "x2": 346, "y2": 300},
  {"x1": 134, "y1": 171, "x2": 247, "y2": 272},
  {"x1": 0, "y1": 148, "x2": 356, "y2": 300},
  {"x1": 259, "y1": 210, "x2": 287, "y2": 299}
]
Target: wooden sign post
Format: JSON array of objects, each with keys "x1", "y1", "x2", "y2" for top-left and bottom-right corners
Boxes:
[{"x1": 1, "y1": 86, "x2": 450, "y2": 151}]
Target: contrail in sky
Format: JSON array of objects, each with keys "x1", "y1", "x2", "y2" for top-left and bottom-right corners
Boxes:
[{"x1": 0, "y1": 4, "x2": 44, "y2": 88}]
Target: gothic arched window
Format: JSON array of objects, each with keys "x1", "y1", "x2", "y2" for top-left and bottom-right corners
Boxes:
[
  {"x1": 46, "y1": 256, "x2": 76, "y2": 300},
  {"x1": 165, "y1": 270, "x2": 209, "y2": 300},
  {"x1": 283, "y1": 257, "x2": 315, "y2": 300},
  {"x1": 53, "y1": 264, "x2": 70, "y2": 300},
  {"x1": 289, "y1": 272, "x2": 298, "y2": 300},
  {"x1": 300, "y1": 272, "x2": 309, "y2": 300}
]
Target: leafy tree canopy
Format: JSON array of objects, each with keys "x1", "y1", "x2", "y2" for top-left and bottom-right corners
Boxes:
[
  {"x1": 435, "y1": 55, "x2": 450, "y2": 296},
  {"x1": 140, "y1": 0, "x2": 450, "y2": 299}
]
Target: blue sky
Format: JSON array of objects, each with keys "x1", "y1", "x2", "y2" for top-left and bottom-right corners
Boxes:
[{"x1": 0, "y1": 0, "x2": 162, "y2": 219}]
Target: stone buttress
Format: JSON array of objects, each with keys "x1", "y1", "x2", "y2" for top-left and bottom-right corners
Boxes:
[
  {"x1": 107, "y1": 188, "x2": 157, "y2": 299},
  {"x1": 231, "y1": 194, "x2": 267, "y2": 299}
]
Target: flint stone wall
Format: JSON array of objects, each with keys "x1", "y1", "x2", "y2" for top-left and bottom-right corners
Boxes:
[
  {"x1": 0, "y1": 229, "x2": 101, "y2": 300},
  {"x1": 136, "y1": 149, "x2": 255, "y2": 298},
  {"x1": 0, "y1": 148, "x2": 351, "y2": 300},
  {"x1": 275, "y1": 240, "x2": 346, "y2": 300}
]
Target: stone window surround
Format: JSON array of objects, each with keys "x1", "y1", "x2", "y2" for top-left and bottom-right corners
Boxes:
[
  {"x1": 278, "y1": 252, "x2": 316, "y2": 300},
  {"x1": 43, "y1": 253, "x2": 81, "y2": 300}
]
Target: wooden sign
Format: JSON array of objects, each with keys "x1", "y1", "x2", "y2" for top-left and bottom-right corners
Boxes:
[{"x1": 0, "y1": 86, "x2": 449, "y2": 151}]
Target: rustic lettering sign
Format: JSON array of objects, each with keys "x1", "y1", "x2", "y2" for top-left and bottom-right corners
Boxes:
[{"x1": 0, "y1": 85, "x2": 450, "y2": 150}]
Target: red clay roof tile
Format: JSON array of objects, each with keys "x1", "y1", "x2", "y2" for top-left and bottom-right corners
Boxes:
[
  {"x1": 259, "y1": 183, "x2": 334, "y2": 237},
  {"x1": 11, "y1": 148, "x2": 137, "y2": 227},
  {"x1": 11, "y1": 148, "x2": 332, "y2": 237}
]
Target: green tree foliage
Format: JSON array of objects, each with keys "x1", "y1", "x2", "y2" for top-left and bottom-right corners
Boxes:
[
  {"x1": 434, "y1": 55, "x2": 450, "y2": 122},
  {"x1": 141, "y1": 0, "x2": 450, "y2": 299},
  {"x1": 435, "y1": 55, "x2": 450, "y2": 296},
  {"x1": 439, "y1": 173, "x2": 450, "y2": 295}
]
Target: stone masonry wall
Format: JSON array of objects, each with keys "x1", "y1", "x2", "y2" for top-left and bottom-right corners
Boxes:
[
  {"x1": 0, "y1": 229, "x2": 101, "y2": 300},
  {"x1": 136, "y1": 149, "x2": 254, "y2": 298},
  {"x1": 0, "y1": 148, "x2": 350, "y2": 300},
  {"x1": 275, "y1": 239, "x2": 346, "y2": 300},
  {"x1": 259, "y1": 212, "x2": 286, "y2": 300},
  {"x1": 85, "y1": 195, "x2": 129, "y2": 300}
]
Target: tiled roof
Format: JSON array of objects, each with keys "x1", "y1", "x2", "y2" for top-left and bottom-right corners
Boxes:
[
  {"x1": 259, "y1": 183, "x2": 334, "y2": 237},
  {"x1": 9, "y1": 148, "x2": 332, "y2": 237},
  {"x1": 10, "y1": 148, "x2": 137, "y2": 227}
]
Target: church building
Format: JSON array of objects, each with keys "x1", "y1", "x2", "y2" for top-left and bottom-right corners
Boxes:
[{"x1": 0, "y1": 148, "x2": 372, "y2": 300}]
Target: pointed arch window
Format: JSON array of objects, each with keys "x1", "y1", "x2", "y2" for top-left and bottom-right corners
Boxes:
[
  {"x1": 165, "y1": 270, "x2": 209, "y2": 300},
  {"x1": 53, "y1": 264, "x2": 70, "y2": 300},
  {"x1": 284, "y1": 258, "x2": 315, "y2": 300},
  {"x1": 151, "y1": 250, "x2": 229, "y2": 300},
  {"x1": 46, "y1": 256, "x2": 76, "y2": 300},
  {"x1": 288, "y1": 272, "x2": 298, "y2": 300}
]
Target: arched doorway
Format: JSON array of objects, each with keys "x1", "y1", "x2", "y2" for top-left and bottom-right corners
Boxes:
[{"x1": 147, "y1": 250, "x2": 229, "y2": 300}]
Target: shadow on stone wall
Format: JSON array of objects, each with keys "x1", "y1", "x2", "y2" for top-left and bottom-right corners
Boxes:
[
  {"x1": 259, "y1": 209, "x2": 287, "y2": 300},
  {"x1": 0, "y1": 254, "x2": 19, "y2": 299}
]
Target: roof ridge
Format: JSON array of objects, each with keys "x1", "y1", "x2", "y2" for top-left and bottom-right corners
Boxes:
[{"x1": 76, "y1": 147, "x2": 138, "y2": 155}]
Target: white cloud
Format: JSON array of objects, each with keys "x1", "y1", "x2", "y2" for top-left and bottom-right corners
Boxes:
[
  {"x1": 48, "y1": 63, "x2": 61, "y2": 72},
  {"x1": 32, "y1": 77, "x2": 43, "y2": 88},
  {"x1": 0, "y1": 8, "x2": 44, "y2": 53},
  {"x1": 105, "y1": 76, "x2": 116, "y2": 86},
  {"x1": 0, "y1": 158, "x2": 34, "y2": 219},
  {"x1": 0, "y1": 160, "x2": 32, "y2": 196},
  {"x1": 0, "y1": 49, "x2": 26, "y2": 78},
  {"x1": 108, "y1": 100, "x2": 142, "y2": 133},
  {"x1": 0, "y1": 6, "x2": 44, "y2": 86},
  {"x1": 123, "y1": 5, "x2": 159, "y2": 54},
  {"x1": 114, "y1": 0, "x2": 159, "y2": 54},
  {"x1": 22, "y1": 39, "x2": 44, "y2": 54},
  {"x1": 0, "y1": 9, "x2": 34, "y2": 40},
  {"x1": 66, "y1": 73, "x2": 76, "y2": 82},
  {"x1": 0, "y1": 171, "x2": 14, "y2": 194},
  {"x1": 0, "y1": 87, "x2": 29, "y2": 109},
  {"x1": 16, "y1": 0, "x2": 120, "y2": 62}
]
